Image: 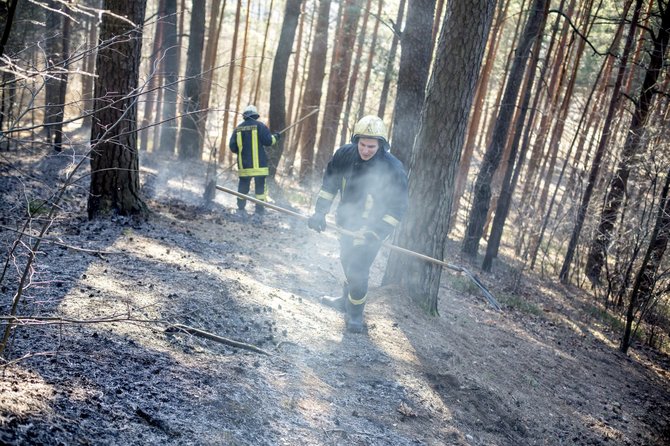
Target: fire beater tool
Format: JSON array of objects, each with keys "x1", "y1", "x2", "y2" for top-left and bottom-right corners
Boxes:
[{"x1": 216, "y1": 185, "x2": 502, "y2": 311}]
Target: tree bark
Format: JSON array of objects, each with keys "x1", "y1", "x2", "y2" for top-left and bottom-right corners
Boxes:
[
  {"x1": 178, "y1": 0, "x2": 206, "y2": 160},
  {"x1": 314, "y1": 0, "x2": 361, "y2": 174},
  {"x1": 340, "y1": 0, "x2": 372, "y2": 147},
  {"x1": 297, "y1": 0, "x2": 331, "y2": 182},
  {"x1": 267, "y1": 0, "x2": 303, "y2": 178},
  {"x1": 218, "y1": 0, "x2": 242, "y2": 164},
  {"x1": 88, "y1": 0, "x2": 148, "y2": 219},
  {"x1": 377, "y1": 0, "x2": 406, "y2": 120},
  {"x1": 157, "y1": 0, "x2": 179, "y2": 156},
  {"x1": 382, "y1": 0, "x2": 495, "y2": 314},
  {"x1": 390, "y1": 0, "x2": 436, "y2": 168}
]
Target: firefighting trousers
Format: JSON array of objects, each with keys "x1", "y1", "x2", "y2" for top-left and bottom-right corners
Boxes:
[
  {"x1": 237, "y1": 175, "x2": 267, "y2": 212},
  {"x1": 339, "y1": 235, "x2": 383, "y2": 301}
]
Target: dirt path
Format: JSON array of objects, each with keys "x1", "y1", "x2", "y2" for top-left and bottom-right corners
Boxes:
[{"x1": 1, "y1": 153, "x2": 669, "y2": 445}]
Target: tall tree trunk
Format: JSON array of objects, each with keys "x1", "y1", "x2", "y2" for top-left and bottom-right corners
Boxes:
[
  {"x1": 218, "y1": 0, "x2": 242, "y2": 164},
  {"x1": 559, "y1": 0, "x2": 643, "y2": 283},
  {"x1": 0, "y1": 0, "x2": 18, "y2": 60},
  {"x1": 451, "y1": 0, "x2": 508, "y2": 229},
  {"x1": 88, "y1": 0, "x2": 148, "y2": 218},
  {"x1": 586, "y1": 1, "x2": 670, "y2": 284},
  {"x1": 235, "y1": 0, "x2": 252, "y2": 119},
  {"x1": 287, "y1": 1, "x2": 307, "y2": 148},
  {"x1": 199, "y1": 0, "x2": 227, "y2": 144},
  {"x1": 383, "y1": 0, "x2": 495, "y2": 314},
  {"x1": 356, "y1": 0, "x2": 383, "y2": 119},
  {"x1": 340, "y1": 0, "x2": 371, "y2": 146},
  {"x1": 390, "y1": 0, "x2": 436, "y2": 168},
  {"x1": 482, "y1": 18, "x2": 545, "y2": 272},
  {"x1": 314, "y1": 0, "x2": 361, "y2": 174},
  {"x1": 621, "y1": 168, "x2": 670, "y2": 353},
  {"x1": 157, "y1": 0, "x2": 179, "y2": 156},
  {"x1": 52, "y1": 8, "x2": 71, "y2": 152},
  {"x1": 44, "y1": 0, "x2": 63, "y2": 148},
  {"x1": 462, "y1": 0, "x2": 548, "y2": 258},
  {"x1": 267, "y1": 0, "x2": 303, "y2": 179},
  {"x1": 140, "y1": 0, "x2": 166, "y2": 152},
  {"x1": 253, "y1": 0, "x2": 274, "y2": 105},
  {"x1": 178, "y1": 0, "x2": 206, "y2": 160},
  {"x1": 377, "y1": 0, "x2": 406, "y2": 119},
  {"x1": 297, "y1": 0, "x2": 331, "y2": 183}
]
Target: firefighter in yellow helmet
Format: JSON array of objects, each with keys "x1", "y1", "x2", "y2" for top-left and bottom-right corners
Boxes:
[
  {"x1": 229, "y1": 105, "x2": 280, "y2": 219},
  {"x1": 307, "y1": 115, "x2": 408, "y2": 333}
]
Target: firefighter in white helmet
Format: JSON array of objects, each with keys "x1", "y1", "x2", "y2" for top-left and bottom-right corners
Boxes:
[
  {"x1": 229, "y1": 105, "x2": 280, "y2": 219},
  {"x1": 307, "y1": 115, "x2": 408, "y2": 333}
]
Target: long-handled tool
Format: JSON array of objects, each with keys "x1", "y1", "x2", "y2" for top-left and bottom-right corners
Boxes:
[
  {"x1": 216, "y1": 185, "x2": 502, "y2": 311},
  {"x1": 275, "y1": 108, "x2": 319, "y2": 136}
]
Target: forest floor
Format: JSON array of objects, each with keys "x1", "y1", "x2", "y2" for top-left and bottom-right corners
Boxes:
[{"x1": 0, "y1": 145, "x2": 669, "y2": 446}]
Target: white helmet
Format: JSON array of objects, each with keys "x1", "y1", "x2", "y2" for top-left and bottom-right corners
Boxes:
[
  {"x1": 242, "y1": 105, "x2": 259, "y2": 119},
  {"x1": 352, "y1": 115, "x2": 387, "y2": 143}
]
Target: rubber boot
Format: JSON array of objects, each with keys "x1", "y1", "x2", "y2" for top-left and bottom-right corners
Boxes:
[
  {"x1": 320, "y1": 282, "x2": 348, "y2": 313},
  {"x1": 345, "y1": 295, "x2": 366, "y2": 334}
]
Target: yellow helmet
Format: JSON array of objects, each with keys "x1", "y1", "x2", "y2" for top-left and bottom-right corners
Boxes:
[{"x1": 352, "y1": 115, "x2": 387, "y2": 142}]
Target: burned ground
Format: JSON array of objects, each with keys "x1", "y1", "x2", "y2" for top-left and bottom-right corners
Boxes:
[{"x1": 0, "y1": 148, "x2": 669, "y2": 445}]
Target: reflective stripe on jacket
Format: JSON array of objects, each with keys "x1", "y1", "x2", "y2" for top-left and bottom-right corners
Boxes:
[
  {"x1": 228, "y1": 118, "x2": 277, "y2": 177},
  {"x1": 315, "y1": 143, "x2": 408, "y2": 239}
]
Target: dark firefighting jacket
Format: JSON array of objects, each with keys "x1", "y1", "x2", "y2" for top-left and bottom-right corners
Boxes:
[
  {"x1": 228, "y1": 118, "x2": 278, "y2": 177},
  {"x1": 315, "y1": 143, "x2": 408, "y2": 239}
]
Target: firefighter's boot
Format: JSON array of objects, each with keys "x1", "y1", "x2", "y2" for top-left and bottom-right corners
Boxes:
[
  {"x1": 345, "y1": 294, "x2": 366, "y2": 334},
  {"x1": 320, "y1": 282, "x2": 348, "y2": 313}
]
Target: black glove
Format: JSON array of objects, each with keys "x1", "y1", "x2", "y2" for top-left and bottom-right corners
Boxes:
[
  {"x1": 273, "y1": 132, "x2": 281, "y2": 142},
  {"x1": 307, "y1": 213, "x2": 327, "y2": 232}
]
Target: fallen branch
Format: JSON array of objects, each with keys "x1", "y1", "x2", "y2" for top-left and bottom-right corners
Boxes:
[
  {"x1": 0, "y1": 224, "x2": 124, "y2": 255},
  {"x1": 165, "y1": 323, "x2": 271, "y2": 356}
]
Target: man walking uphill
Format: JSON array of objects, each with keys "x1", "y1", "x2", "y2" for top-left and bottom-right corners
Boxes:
[
  {"x1": 307, "y1": 115, "x2": 408, "y2": 333},
  {"x1": 229, "y1": 105, "x2": 280, "y2": 219}
]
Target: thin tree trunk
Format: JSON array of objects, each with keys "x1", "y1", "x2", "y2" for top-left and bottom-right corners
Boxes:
[
  {"x1": 178, "y1": 0, "x2": 206, "y2": 160},
  {"x1": 529, "y1": 0, "x2": 599, "y2": 270},
  {"x1": 586, "y1": 0, "x2": 670, "y2": 284},
  {"x1": 314, "y1": 0, "x2": 361, "y2": 174},
  {"x1": 462, "y1": 0, "x2": 548, "y2": 258},
  {"x1": 297, "y1": 0, "x2": 331, "y2": 182},
  {"x1": 482, "y1": 19, "x2": 544, "y2": 271},
  {"x1": 377, "y1": 0, "x2": 406, "y2": 119},
  {"x1": 218, "y1": 0, "x2": 243, "y2": 163},
  {"x1": 267, "y1": 0, "x2": 303, "y2": 179},
  {"x1": 559, "y1": 0, "x2": 643, "y2": 283},
  {"x1": 199, "y1": 0, "x2": 227, "y2": 144},
  {"x1": 451, "y1": 0, "x2": 508, "y2": 230},
  {"x1": 356, "y1": 0, "x2": 383, "y2": 119},
  {"x1": 390, "y1": 0, "x2": 436, "y2": 168},
  {"x1": 235, "y1": 0, "x2": 252, "y2": 119},
  {"x1": 287, "y1": 0, "x2": 307, "y2": 147},
  {"x1": 621, "y1": 168, "x2": 670, "y2": 353},
  {"x1": 157, "y1": 0, "x2": 179, "y2": 156},
  {"x1": 340, "y1": 0, "x2": 371, "y2": 146},
  {"x1": 253, "y1": 0, "x2": 275, "y2": 105},
  {"x1": 140, "y1": 0, "x2": 166, "y2": 152}
]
